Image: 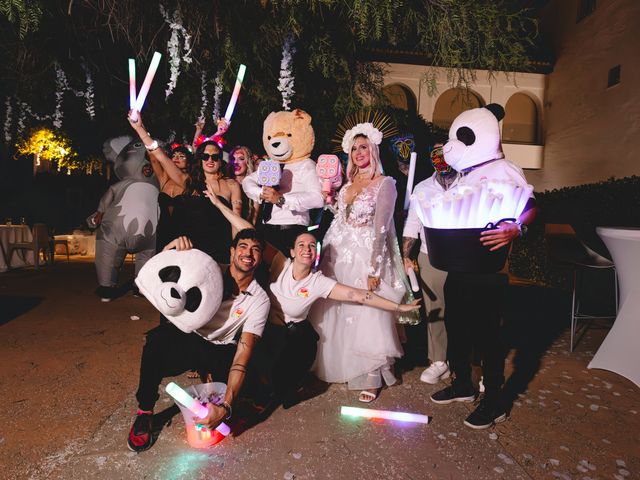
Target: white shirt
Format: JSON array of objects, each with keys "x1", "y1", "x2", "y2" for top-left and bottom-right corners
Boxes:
[
  {"x1": 242, "y1": 159, "x2": 324, "y2": 226},
  {"x1": 457, "y1": 158, "x2": 532, "y2": 191},
  {"x1": 196, "y1": 278, "x2": 270, "y2": 344},
  {"x1": 269, "y1": 259, "x2": 337, "y2": 324},
  {"x1": 404, "y1": 174, "x2": 447, "y2": 255}
]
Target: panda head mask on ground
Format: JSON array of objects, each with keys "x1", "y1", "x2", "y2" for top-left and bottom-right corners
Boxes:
[
  {"x1": 442, "y1": 103, "x2": 505, "y2": 172},
  {"x1": 135, "y1": 249, "x2": 223, "y2": 333}
]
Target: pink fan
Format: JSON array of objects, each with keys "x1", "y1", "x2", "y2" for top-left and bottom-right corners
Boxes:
[{"x1": 316, "y1": 154, "x2": 342, "y2": 204}]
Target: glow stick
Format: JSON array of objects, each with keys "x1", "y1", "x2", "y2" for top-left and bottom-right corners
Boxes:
[
  {"x1": 314, "y1": 241, "x2": 322, "y2": 270},
  {"x1": 403, "y1": 152, "x2": 417, "y2": 210},
  {"x1": 459, "y1": 189, "x2": 473, "y2": 228},
  {"x1": 223, "y1": 64, "x2": 247, "y2": 122},
  {"x1": 514, "y1": 185, "x2": 534, "y2": 218},
  {"x1": 130, "y1": 52, "x2": 162, "y2": 122},
  {"x1": 341, "y1": 406, "x2": 430, "y2": 424},
  {"x1": 128, "y1": 58, "x2": 136, "y2": 110},
  {"x1": 450, "y1": 192, "x2": 463, "y2": 228},
  {"x1": 407, "y1": 268, "x2": 419, "y2": 292},
  {"x1": 165, "y1": 382, "x2": 231, "y2": 436}
]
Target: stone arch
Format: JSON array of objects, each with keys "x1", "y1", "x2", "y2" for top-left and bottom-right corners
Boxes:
[
  {"x1": 502, "y1": 92, "x2": 540, "y2": 144},
  {"x1": 432, "y1": 88, "x2": 485, "y2": 130},
  {"x1": 383, "y1": 83, "x2": 417, "y2": 114}
]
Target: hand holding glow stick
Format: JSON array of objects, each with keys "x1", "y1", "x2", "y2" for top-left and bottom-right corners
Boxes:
[
  {"x1": 223, "y1": 64, "x2": 247, "y2": 122},
  {"x1": 165, "y1": 382, "x2": 231, "y2": 436},
  {"x1": 128, "y1": 59, "x2": 136, "y2": 110},
  {"x1": 403, "y1": 152, "x2": 417, "y2": 210},
  {"x1": 130, "y1": 52, "x2": 162, "y2": 122}
]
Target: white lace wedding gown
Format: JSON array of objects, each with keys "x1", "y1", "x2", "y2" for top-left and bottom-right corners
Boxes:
[{"x1": 309, "y1": 176, "x2": 408, "y2": 390}]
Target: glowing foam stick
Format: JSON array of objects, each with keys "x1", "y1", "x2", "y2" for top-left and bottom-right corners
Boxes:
[
  {"x1": 403, "y1": 152, "x2": 417, "y2": 210},
  {"x1": 314, "y1": 241, "x2": 322, "y2": 270},
  {"x1": 223, "y1": 64, "x2": 247, "y2": 122},
  {"x1": 130, "y1": 51, "x2": 162, "y2": 122},
  {"x1": 128, "y1": 58, "x2": 136, "y2": 110},
  {"x1": 341, "y1": 406, "x2": 430, "y2": 424},
  {"x1": 165, "y1": 382, "x2": 231, "y2": 436}
]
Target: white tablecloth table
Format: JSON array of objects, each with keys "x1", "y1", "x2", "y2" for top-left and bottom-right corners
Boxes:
[
  {"x1": 0, "y1": 225, "x2": 35, "y2": 272},
  {"x1": 54, "y1": 232, "x2": 96, "y2": 257},
  {"x1": 588, "y1": 227, "x2": 640, "y2": 388}
]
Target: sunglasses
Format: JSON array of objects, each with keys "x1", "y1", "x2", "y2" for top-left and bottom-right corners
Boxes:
[{"x1": 199, "y1": 153, "x2": 222, "y2": 161}]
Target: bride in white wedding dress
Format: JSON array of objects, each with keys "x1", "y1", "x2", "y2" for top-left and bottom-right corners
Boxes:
[{"x1": 309, "y1": 123, "x2": 412, "y2": 403}]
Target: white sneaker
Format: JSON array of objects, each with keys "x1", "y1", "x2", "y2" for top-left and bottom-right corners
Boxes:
[{"x1": 420, "y1": 361, "x2": 450, "y2": 384}]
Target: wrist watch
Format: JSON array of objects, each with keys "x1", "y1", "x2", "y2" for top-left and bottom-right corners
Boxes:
[
  {"x1": 515, "y1": 220, "x2": 528, "y2": 237},
  {"x1": 276, "y1": 195, "x2": 286, "y2": 207}
]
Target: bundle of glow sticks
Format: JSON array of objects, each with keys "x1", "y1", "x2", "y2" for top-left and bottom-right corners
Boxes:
[
  {"x1": 128, "y1": 52, "x2": 162, "y2": 122},
  {"x1": 413, "y1": 180, "x2": 534, "y2": 229},
  {"x1": 165, "y1": 382, "x2": 231, "y2": 436}
]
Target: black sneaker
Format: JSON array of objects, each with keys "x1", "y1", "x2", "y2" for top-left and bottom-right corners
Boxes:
[
  {"x1": 463, "y1": 399, "x2": 507, "y2": 429},
  {"x1": 127, "y1": 412, "x2": 153, "y2": 452},
  {"x1": 430, "y1": 385, "x2": 477, "y2": 405}
]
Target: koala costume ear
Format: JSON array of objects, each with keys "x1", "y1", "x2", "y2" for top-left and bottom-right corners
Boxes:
[{"x1": 103, "y1": 136, "x2": 135, "y2": 164}]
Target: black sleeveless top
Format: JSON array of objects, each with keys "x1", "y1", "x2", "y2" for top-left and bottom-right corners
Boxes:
[{"x1": 170, "y1": 194, "x2": 232, "y2": 264}]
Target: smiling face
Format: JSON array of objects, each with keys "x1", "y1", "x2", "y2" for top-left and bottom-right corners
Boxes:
[
  {"x1": 290, "y1": 233, "x2": 317, "y2": 269},
  {"x1": 232, "y1": 150, "x2": 248, "y2": 176},
  {"x1": 231, "y1": 238, "x2": 262, "y2": 273},
  {"x1": 350, "y1": 136, "x2": 371, "y2": 169},
  {"x1": 200, "y1": 144, "x2": 222, "y2": 175},
  {"x1": 172, "y1": 151, "x2": 188, "y2": 170}
]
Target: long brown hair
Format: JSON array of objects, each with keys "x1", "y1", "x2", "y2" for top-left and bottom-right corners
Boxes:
[{"x1": 186, "y1": 141, "x2": 228, "y2": 195}]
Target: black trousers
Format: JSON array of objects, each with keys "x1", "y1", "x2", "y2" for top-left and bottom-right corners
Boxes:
[
  {"x1": 444, "y1": 272, "x2": 507, "y2": 401},
  {"x1": 258, "y1": 223, "x2": 307, "y2": 256},
  {"x1": 136, "y1": 323, "x2": 236, "y2": 411}
]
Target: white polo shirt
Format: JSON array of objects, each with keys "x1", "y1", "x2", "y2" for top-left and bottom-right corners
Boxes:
[
  {"x1": 269, "y1": 259, "x2": 337, "y2": 324},
  {"x1": 196, "y1": 278, "x2": 270, "y2": 344},
  {"x1": 405, "y1": 174, "x2": 448, "y2": 255}
]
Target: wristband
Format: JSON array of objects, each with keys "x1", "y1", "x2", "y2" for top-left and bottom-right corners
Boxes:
[{"x1": 145, "y1": 140, "x2": 159, "y2": 152}]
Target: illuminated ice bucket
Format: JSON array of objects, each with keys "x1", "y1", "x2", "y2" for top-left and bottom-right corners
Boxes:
[
  {"x1": 414, "y1": 180, "x2": 533, "y2": 273},
  {"x1": 167, "y1": 381, "x2": 230, "y2": 449},
  {"x1": 424, "y1": 224, "x2": 510, "y2": 273}
]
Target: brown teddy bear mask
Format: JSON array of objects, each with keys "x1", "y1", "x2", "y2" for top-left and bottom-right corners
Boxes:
[{"x1": 262, "y1": 109, "x2": 315, "y2": 163}]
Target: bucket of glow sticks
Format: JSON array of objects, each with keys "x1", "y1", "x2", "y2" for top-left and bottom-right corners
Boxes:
[
  {"x1": 169, "y1": 382, "x2": 229, "y2": 448},
  {"x1": 423, "y1": 219, "x2": 514, "y2": 273}
]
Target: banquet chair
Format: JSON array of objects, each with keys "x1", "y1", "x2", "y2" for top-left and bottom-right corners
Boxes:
[
  {"x1": 545, "y1": 224, "x2": 618, "y2": 352},
  {"x1": 6, "y1": 223, "x2": 53, "y2": 269}
]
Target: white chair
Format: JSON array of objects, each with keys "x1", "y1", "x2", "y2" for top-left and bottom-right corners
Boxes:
[{"x1": 6, "y1": 223, "x2": 52, "y2": 269}]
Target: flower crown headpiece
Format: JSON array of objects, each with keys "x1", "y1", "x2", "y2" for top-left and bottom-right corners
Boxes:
[{"x1": 333, "y1": 110, "x2": 398, "y2": 154}]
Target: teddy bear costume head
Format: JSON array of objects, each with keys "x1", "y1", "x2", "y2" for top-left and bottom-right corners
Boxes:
[
  {"x1": 262, "y1": 109, "x2": 315, "y2": 163},
  {"x1": 135, "y1": 249, "x2": 224, "y2": 333},
  {"x1": 443, "y1": 103, "x2": 505, "y2": 172}
]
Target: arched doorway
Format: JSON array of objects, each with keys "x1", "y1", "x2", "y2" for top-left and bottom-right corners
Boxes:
[
  {"x1": 383, "y1": 83, "x2": 417, "y2": 114},
  {"x1": 502, "y1": 93, "x2": 539, "y2": 144},
  {"x1": 432, "y1": 89, "x2": 484, "y2": 130}
]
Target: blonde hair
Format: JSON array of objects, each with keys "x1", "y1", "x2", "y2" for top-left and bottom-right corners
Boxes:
[
  {"x1": 346, "y1": 134, "x2": 381, "y2": 182},
  {"x1": 229, "y1": 145, "x2": 255, "y2": 176}
]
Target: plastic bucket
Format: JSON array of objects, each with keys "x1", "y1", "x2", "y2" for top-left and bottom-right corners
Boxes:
[
  {"x1": 424, "y1": 226, "x2": 509, "y2": 273},
  {"x1": 174, "y1": 382, "x2": 227, "y2": 448}
]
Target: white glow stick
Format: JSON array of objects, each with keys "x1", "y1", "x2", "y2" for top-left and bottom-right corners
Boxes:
[
  {"x1": 459, "y1": 189, "x2": 473, "y2": 228},
  {"x1": 128, "y1": 58, "x2": 136, "y2": 110},
  {"x1": 515, "y1": 185, "x2": 534, "y2": 218},
  {"x1": 403, "y1": 152, "x2": 417, "y2": 210},
  {"x1": 165, "y1": 382, "x2": 231, "y2": 436},
  {"x1": 407, "y1": 268, "x2": 419, "y2": 292},
  {"x1": 450, "y1": 192, "x2": 463, "y2": 228},
  {"x1": 341, "y1": 406, "x2": 430, "y2": 424},
  {"x1": 130, "y1": 51, "x2": 162, "y2": 122},
  {"x1": 315, "y1": 241, "x2": 322, "y2": 270},
  {"x1": 223, "y1": 64, "x2": 247, "y2": 122},
  {"x1": 441, "y1": 193, "x2": 454, "y2": 228}
]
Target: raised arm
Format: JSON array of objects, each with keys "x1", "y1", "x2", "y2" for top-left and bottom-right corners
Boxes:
[
  {"x1": 192, "y1": 117, "x2": 205, "y2": 152},
  {"x1": 328, "y1": 283, "x2": 420, "y2": 314},
  {"x1": 128, "y1": 110, "x2": 189, "y2": 188}
]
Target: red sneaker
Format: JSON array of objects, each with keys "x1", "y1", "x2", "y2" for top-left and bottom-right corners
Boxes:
[{"x1": 127, "y1": 412, "x2": 153, "y2": 452}]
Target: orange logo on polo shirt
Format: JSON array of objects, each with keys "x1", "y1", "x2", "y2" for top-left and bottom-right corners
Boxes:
[
  {"x1": 297, "y1": 287, "x2": 309, "y2": 298},
  {"x1": 233, "y1": 308, "x2": 244, "y2": 319}
]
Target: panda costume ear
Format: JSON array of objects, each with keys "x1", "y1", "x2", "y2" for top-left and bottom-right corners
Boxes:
[{"x1": 485, "y1": 103, "x2": 505, "y2": 122}]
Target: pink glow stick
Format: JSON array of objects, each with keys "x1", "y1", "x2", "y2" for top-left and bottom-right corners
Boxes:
[
  {"x1": 130, "y1": 52, "x2": 162, "y2": 122},
  {"x1": 128, "y1": 58, "x2": 136, "y2": 110},
  {"x1": 223, "y1": 64, "x2": 247, "y2": 122}
]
